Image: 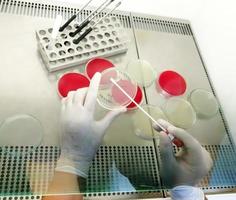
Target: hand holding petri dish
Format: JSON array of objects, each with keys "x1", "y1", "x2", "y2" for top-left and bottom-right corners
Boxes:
[{"x1": 97, "y1": 68, "x2": 137, "y2": 110}]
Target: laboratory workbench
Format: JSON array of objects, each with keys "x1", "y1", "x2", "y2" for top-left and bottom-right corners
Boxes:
[{"x1": 0, "y1": 0, "x2": 236, "y2": 199}]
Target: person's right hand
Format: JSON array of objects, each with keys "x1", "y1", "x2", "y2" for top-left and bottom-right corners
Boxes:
[{"x1": 153, "y1": 119, "x2": 213, "y2": 188}]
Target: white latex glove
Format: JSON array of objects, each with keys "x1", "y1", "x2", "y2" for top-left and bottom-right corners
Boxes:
[
  {"x1": 153, "y1": 119, "x2": 213, "y2": 188},
  {"x1": 56, "y1": 72, "x2": 126, "y2": 178}
]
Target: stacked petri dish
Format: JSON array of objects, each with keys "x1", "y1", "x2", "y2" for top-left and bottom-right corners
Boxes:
[{"x1": 97, "y1": 68, "x2": 138, "y2": 110}]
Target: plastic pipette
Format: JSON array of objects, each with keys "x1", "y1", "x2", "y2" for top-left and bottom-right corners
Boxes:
[
  {"x1": 70, "y1": 0, "x2": 115, "y2": 37},
  {"x1": 73, "y1": 1, "x2": 121, "y2": 45},
  {"x1": 59, "y1": 0, "x2": 94, "y2": 32}
]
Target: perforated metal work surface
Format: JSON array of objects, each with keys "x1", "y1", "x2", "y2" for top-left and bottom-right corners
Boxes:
[{"x1": 0, "y1": 0, "x2": 236, "y2": 199}]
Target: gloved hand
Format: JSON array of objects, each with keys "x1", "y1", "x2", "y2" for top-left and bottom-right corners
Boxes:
[
  {"x1": 56, "y1": 72, "x2": 126, "y2": 178},
  {"x1": 153, "y1": 119, "x2": 213, "y2": 188}
]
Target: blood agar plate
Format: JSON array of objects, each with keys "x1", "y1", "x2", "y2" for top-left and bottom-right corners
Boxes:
[
  {"x1": 58, "y1": 72, "x2": 90, "y2": 97},
  {"x1": 131, "y1": 105, "x2": 167, "y2": 140},
  {"x1": 165, "y1": 98, "x2": 196, "y2": 129},
  {"x1": 126, "y1": 86, "x2": 144, "y2": 110},
  {"x1": 157, "y1": 70, "x2": 187, "y2": 97},
  {"x1": 97, "y1": 68, "x2": 137, "y2": 110},
  {"x1": 86, "y1": 58, "x2": 114, "y2": 79},
  {"x1": 126, "y1": 59, "x2": 156, "y2": 87},
  {"x1": 0, "y1": 114, "x2": 43, "y2": 156},
  {"x1": 189, "y1": 89, "x2": 219, "y2": 118}
]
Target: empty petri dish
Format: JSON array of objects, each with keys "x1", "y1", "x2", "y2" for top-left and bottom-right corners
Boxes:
[
  {"x1": 164, "y1": 97, "x2": 196, "y2": 129},
  {"x1": 0, "y1": 114, "x2": 43, "y2": 156},
  {"x1": 188, "y1": 89, "x2": 219, "y2": 118},
  {"x1": 157, "y1": 70, "x2": 187, "y2": 97},
  {"x1": 86, "y1": 58, "x2": 114, "y2": 80},
  {"x1": 58, "y1": 73, "x2": 90, "y2": 98},
  {"x1": 126, "y1": 86, "x2": 144, "y2": 111},
  {"x1": 126, "y1": 59, "x2": 156, "y2": 87},
  {"x1": 97, "y1": 68, "x2": 137, "y2": 110},
  {"x1": 132, "y1": 105, "x2": 167, "y2": 140}
]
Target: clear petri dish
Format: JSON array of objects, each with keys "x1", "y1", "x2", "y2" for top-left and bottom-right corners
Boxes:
[
  {"x1": 164, "y1": 97, "x2": 196, "y2": 129},
  {"x1": 126, "y1": 59, "x2": 156, "y2": 87},
  {"x1": 131, "y1": 105, "x2": 167, "y2": 140},
  {"x1": 157, "y1": 70, "x2": 187, "y2": 97},
  {"x1": 188, "y1": 89, "x2": 219, "y2": 118},
  {"x1": 85, "y1": 57, "x2": 114, "y2": 80},
  {"x1": 0, "y1": 114, "x2": 43, "y2": 156},
  {"x1": 58, "y1": 72, "x2": 90, "y2": 98},
  {"x1": 97, "y1": 68, "x2": 137, "y2": 110},
  {"x1": 126, "y1": 85, "x2": 144, "y2": 111}
]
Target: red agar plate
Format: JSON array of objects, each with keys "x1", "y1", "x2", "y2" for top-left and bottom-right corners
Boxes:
[
  {"x1": 58, "y1": 73, "x2": 90, "y2": 98},
  {"x1": 86, "y1": 58, "x2": 114, "y2": 79},
  {"x1": 158, "y1": 70, "x2": 187, "y2": 96}
]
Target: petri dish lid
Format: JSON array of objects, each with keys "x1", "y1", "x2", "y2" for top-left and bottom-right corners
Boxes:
[
  {"x1": 189, "y1": 89, "x2": 219, "y2": 118},
  {"x1": 126, "y1": 59, "x2": 156, "y2": 87},
  {"x1": 58, "y1": 72, "x2": 90, "y2": 98},
  {"x1": 158, "y1": 70, "x2": 187, "y2": 96},
  {"x1": 131, "y1": 105, "x2": 167, "y2": 140},
  {"x1": 165, "y1": 97, "x2": 196, "y2": 129},
  {"x1": 97, "y1": 68, "x2": 137, "y2": 110},
  {"x1": 86, "y1": 58, "x2": 114, "y2": 80},
  {"x1": 0, "y1": 114, "x2": 43, "y2": 155},
  {"x1": 126, "y1": 86, "x2": 144, "y2": 110}
]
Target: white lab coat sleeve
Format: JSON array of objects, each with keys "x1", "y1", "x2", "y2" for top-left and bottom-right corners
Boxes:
[{"x1": 171, "y1": 186, "x2": 205, "y2": 200}]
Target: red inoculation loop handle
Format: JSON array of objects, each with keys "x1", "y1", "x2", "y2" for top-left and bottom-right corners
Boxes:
[{"x1": 164, "y1": 130, "x2": 184, "y2": 147}]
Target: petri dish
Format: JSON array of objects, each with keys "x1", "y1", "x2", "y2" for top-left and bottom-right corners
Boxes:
[
  {"x1": 126, "y1": 59, "x2": 156, "y2": 87},
  {"x1": 157, "y1": 70, "x2": 187, "y2": 97},
  {"x1": 188, "y1": 89, "x2": 219, "y2": 118},
  {"x1": 164, "y1": 97, "x2": 196, "y2": 129},
  {"x1": 126, "y1": 86, "x2": 144, "y2": 111},
  {"x1": 86, "y1": 57, "x2": 114, "y2": 79},
  {"x1": 58, "y1": 73, "x2": 90, "y2": 98},
  {"x1": 0, "y1": 114, "x2": 43, "y2": 156},
  {"x1": 97, "y1": 68, "x2": 137, "y2": 110},
  {"x1": 131, "y1": 105, "x2": 167, "y2": 140}
]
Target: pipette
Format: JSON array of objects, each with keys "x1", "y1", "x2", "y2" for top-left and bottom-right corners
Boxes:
[
  {"x1": 110, "y1": 78, "x2": 184, "y2": 147},
  {"x1": 73, "y1": 1, "x2": 121, "y2": 45},
  {"x1": 59, "y1": 0, "x2": 94, "y2": 32},
  {"x1": 70, "y1": 0, "x2": 115, "y2": 37}
]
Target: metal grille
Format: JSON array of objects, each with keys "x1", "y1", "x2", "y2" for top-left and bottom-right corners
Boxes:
[
  {"x1": 0, "y1": 0, "x2": 131, "y2": 28},
  {"x1": 0, "y1": 146, "x2": 60, "y2": 195},
  {"x1": 131, "y1": 15, "x2": 192, "y2": 35},
  {"x1": 87, "y1": 146, "x2": 161, "y2": 195},
  {"x1": 0, "y1": 146, "x2": 162, "y2": 198}
]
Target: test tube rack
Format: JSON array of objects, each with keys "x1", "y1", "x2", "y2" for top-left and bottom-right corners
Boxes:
[{"x1": 36, "y1": 16, "x2": 129, "y2": 72}]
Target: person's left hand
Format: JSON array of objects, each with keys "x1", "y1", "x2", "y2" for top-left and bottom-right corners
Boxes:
[{"x1": 56, "y1": 72, "x2": 126, "y2": 178}]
